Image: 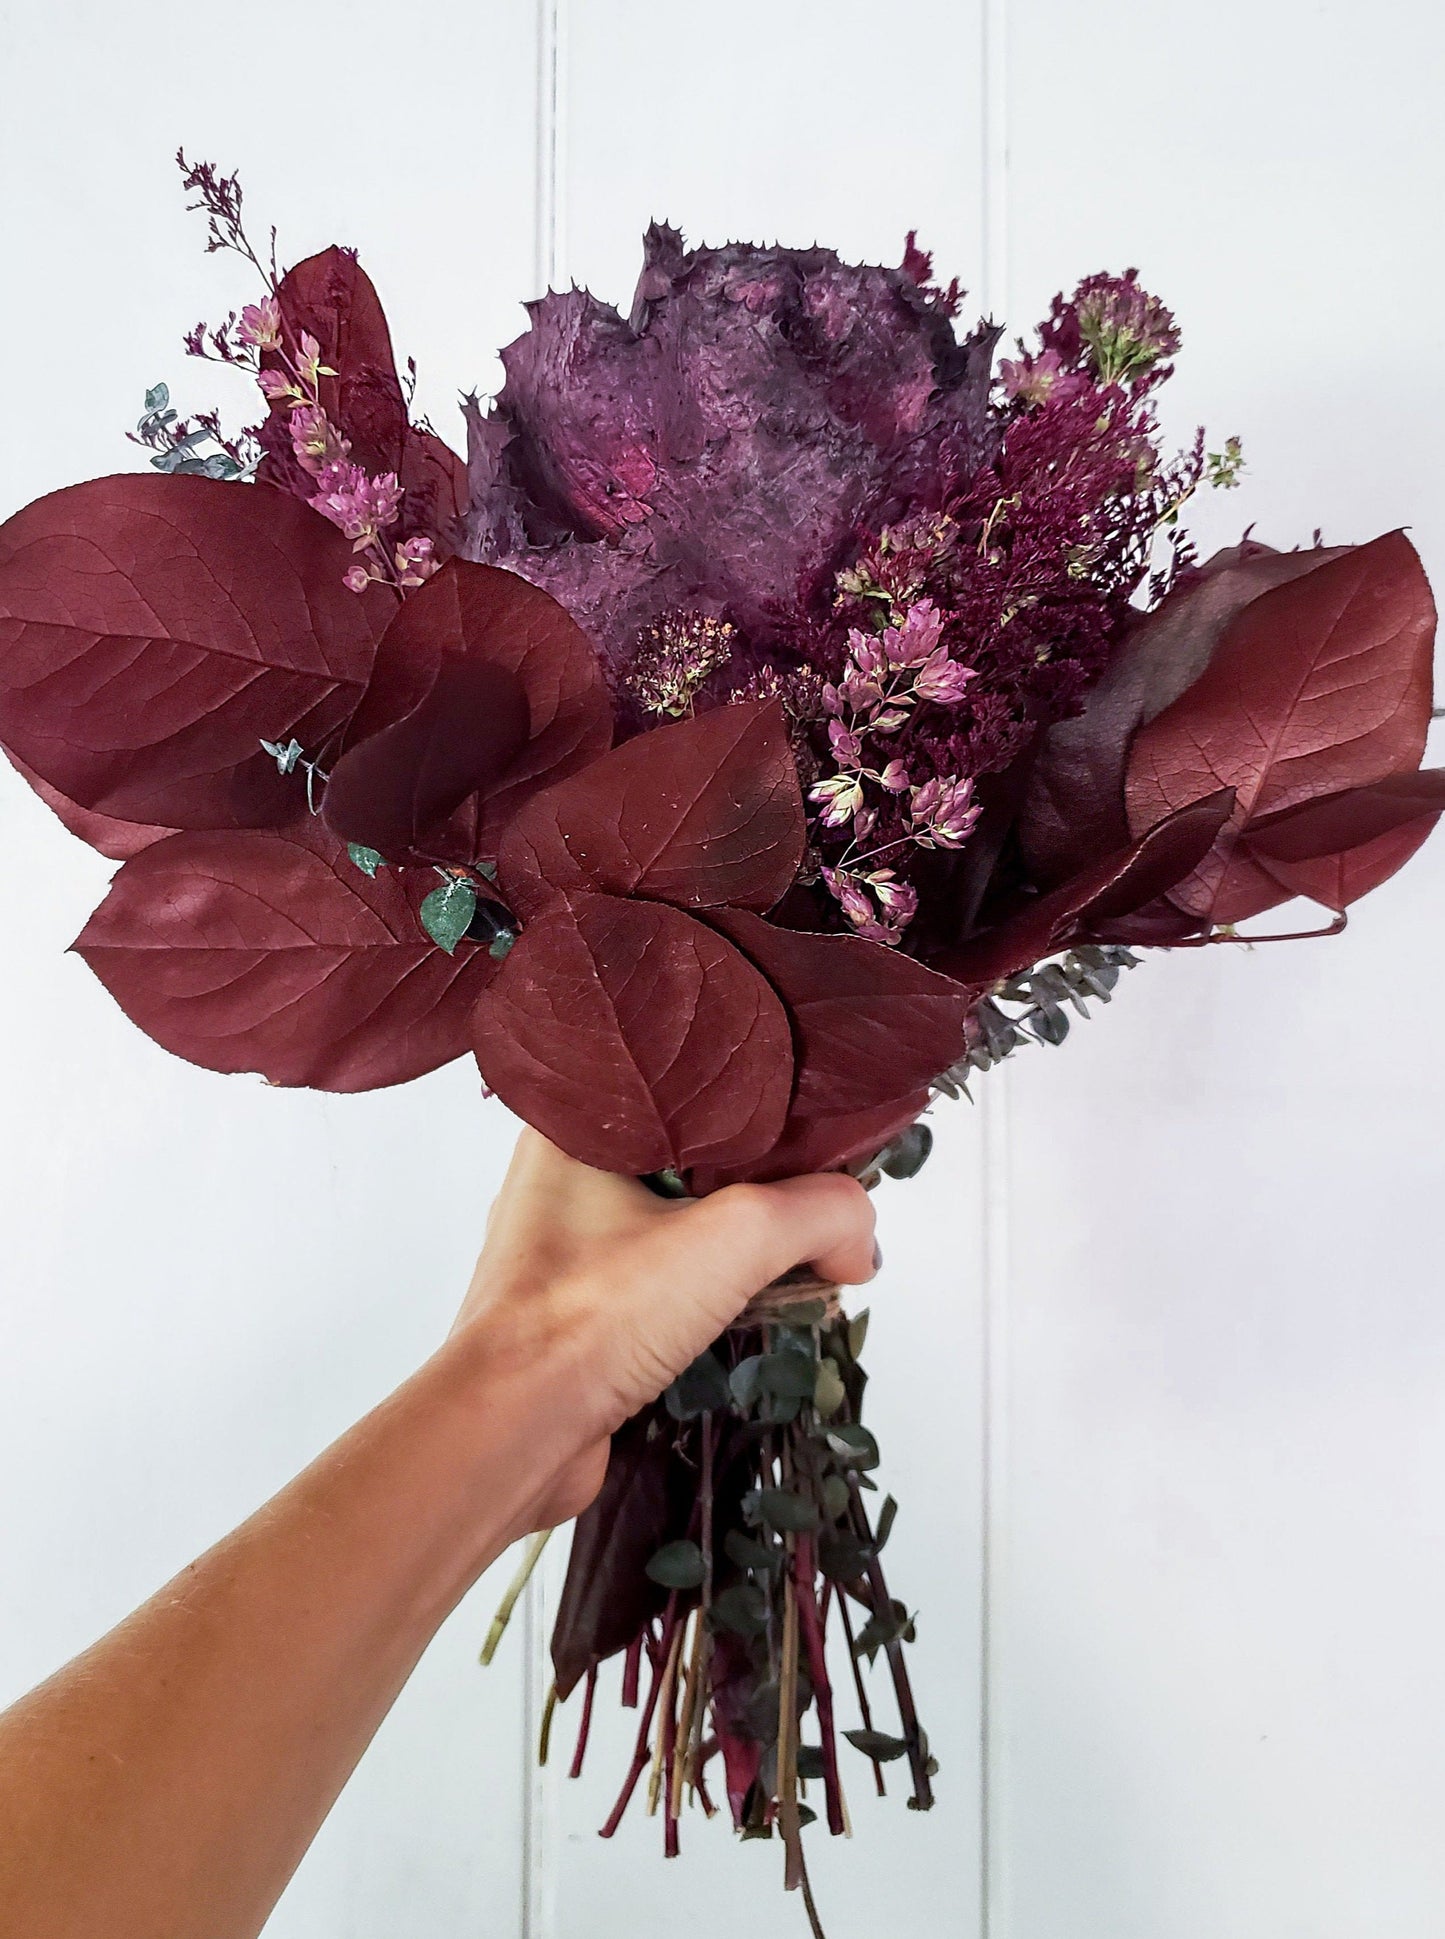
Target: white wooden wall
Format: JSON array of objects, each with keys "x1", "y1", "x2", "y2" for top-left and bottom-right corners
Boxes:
[{"x1": 2, "y1": 4, "x2": 1443, "y2": 1935}]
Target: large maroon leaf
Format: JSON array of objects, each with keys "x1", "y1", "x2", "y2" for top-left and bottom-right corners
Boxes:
[
  {"x1": 1249, "y1": 818, "x2": 1441, "y2": 914},
  {"x1": 1239, "y1": 769, "x2": 1445, "y2": 913},
  {"x1": 552, "y1": 1405, "x2": 679, "y2": 1697},
  {"x1": 1020, "y1": 543, "x2": 1350, "y2": 886},
  {"x1": 1127, "y1": 532, "x2": 1436, "y2": 922},
  {"x1": 706, "y1": 909, "x2": 968, "y2": 1114},
  {"x1": 322, "y1": 658, "x2": 529, "y2": 863},
  {"x1": 690, "y1": 1088, "x2": 934, "y2": 1193},
  {"x1": 342, "y1": 560, "x2": 612, "y2": 862},
  {"x1": 4, "y1": 748, "x2": 175, "y2": 860},
  {"x1": 500, "y1": 700, "x2": 805, "y2": 920},
  {"x1": 259, "y1": 247, "x2": 467, "y2": 548},
  {"x1": 74, "y1": 820, "x2": 490, "y2": 1089},
  {"x1": 0, "y1": 474, "x2": 393, "y2": 830},
  {"x1": 470, "y1": 891, "x2": 793, "y2": 1174},
  {"x1": 937, "y1": 795, "x2": 1233, "y2": 987}
]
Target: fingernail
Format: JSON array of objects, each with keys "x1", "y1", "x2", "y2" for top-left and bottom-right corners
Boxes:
[{"x1": 871, "y1": 1241, "x2": 883, "y2": 1275}]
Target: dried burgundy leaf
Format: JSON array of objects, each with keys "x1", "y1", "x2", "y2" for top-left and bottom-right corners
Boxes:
[
  {"x1": 705, "y1": 909, "x2": 968, "y2": 1115},
  {"x1": 1245, "y1": 770, "x2": 1445, "y2": 862},
  {"x1": 1127, "y1": 532, "x2": 1437, "y2": 924},
  {"x1": 500, "y1": 700, "x2": 804, "y2": 921},
  {"x1": 1020, "y1": 542, "x2": 1351, "y2": 886},
  {"x1": 937, "y1": 796, "x2": 1234, "y2": 988},
  {"x1": 690, "y1": 1088, "x2": 934, "y2": 1194},
  {"x1": 1249, "y1": 816, "x2": 1442, "y2": 914},
  {"x1": 322, "y1": 659, "x2": 529, "y2": 864},
  {"x1": 258, "y1": 246, "x2": 467, "y2": 548},
  {"x1": 552, "y1": 1405, "x2": 681, "y2": 1698},
  {"x1": 4, "y1": 749, "x2": 176, "y2": 861},
  {"x1": 469, "y1": 891, "x2": 793, "y2": 1174},
  {"x1": 342, "y1": 559, "x2": 612, "y2": 862},
  {"x1": 1240, "y1": 770, "x2": 1445, "y2": 912},
  {"x1": 0, "y1": 474, "x2": 392, "y2": 829},
  {"x1": 74, "y1": 820, "x2": 490, "y2": 1089}
]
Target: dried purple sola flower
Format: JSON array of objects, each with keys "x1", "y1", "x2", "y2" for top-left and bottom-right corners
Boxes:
[{"x1": 461, "y1": 224, "x2": 1003, "y2": 676}]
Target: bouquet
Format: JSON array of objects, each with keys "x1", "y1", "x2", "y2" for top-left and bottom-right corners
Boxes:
[{"x1": 2, "y1": 155, "x2": 1439, "y2": 1925}]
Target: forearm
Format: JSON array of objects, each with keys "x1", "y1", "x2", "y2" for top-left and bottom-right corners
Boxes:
[{"x1": 0, "y1": 1323, "x2": 584, "y2": 1939}]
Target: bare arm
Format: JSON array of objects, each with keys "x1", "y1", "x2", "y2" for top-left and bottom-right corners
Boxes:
[{"x1": 0, "y1": 1131, "x2": 876, "y2": 1939}]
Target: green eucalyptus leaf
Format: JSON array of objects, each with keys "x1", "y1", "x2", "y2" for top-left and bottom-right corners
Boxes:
[
  {"x1": 724, "y1": 1529, "x2": 782, "y2": 1575},
  {"x1": 813, "y1": 1358, "x2": 846, "y2": 1419},
  {"x1": 818, "y1": 1532, "x2": 871, "y2": 1582},
  {"x1": 757, "y1": 1487, "x2": 820, "y2": 1533},
  {"x1": 645, "y1": 1539, "x2": 706, "y2": 1590},
  {"x1": 420, "y1": 879, "x2": 477, "y2": 955},
  {"x1": 729, "y1": 1355, "x2": 764, "y2": 1411},
  {"x1": 821, "y1": 1473, "x2": 851, "y2": 1523},
  {"x1": 796, "y1": 1745, "x2": 827, "y2": 1782},
  {"x1": 825, "y1": 1423, "x2": 881, "y2": 1472},
  {"x1": 664, "y1": 1348, "x2": 730, "y2": 1419},
  {"x1": 347, "y1": 843, "x2": 386, "y2": 878},
  {"x1": 710, "y1": 1582, "x2": 771, "y2": 1637},
  {"x1": 759, "y1": 1351, "x2": 818, "y2": 1403},
  {"x1": 875, "y1": 1494, "x2": 898, "y2": 1551},
  {"x1": 144, "y1": 382, "x2": 170, "y2": 412},
  {"x1": 847, "y1": 1310, "x2": 870, "y2": 1362},
  {"x1": 843, "y1": 1728, "x2": 909, "y2": 1762}
]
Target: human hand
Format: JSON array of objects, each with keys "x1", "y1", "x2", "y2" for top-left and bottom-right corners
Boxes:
[{"x1": 450, "y1": 1130, "x2": 878, "y2": 1528}]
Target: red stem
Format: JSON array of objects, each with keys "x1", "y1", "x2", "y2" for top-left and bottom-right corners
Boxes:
[
  {"x1": 569, "y1": 1664, "x2": 598, "y2": 1781},
  {"x1": 621, "y1": 1633, "x2": 643, "y2": 1709},
  {"x1": 794, "y1": 1533, "x2": 846, "y2": 1835},
  {"x1": 835, "y1": 1589, "x2": 886, "y2": 1797},
  {"x1": 847, "y1": 1479, "x2": 933, "y2": 1810},
  {"x1": 599, "y1": 1610, "x2": 672, "y2": 1838}
]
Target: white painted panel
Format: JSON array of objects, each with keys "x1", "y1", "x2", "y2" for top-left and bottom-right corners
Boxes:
[
  {"x1": 538, "y1": 6, "x2": 991, "y2": 1935},
  {"x1": 0, "y1": 5, "x2": 540, "y2": 1933},
  {"x1": 996, "y1": 5, "x2": 1445, "y2": 1935}
]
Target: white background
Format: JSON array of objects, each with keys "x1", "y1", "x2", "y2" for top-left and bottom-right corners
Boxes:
[{"x1": 2, "y1": 3, "x2": 1444, "y2": 1935}]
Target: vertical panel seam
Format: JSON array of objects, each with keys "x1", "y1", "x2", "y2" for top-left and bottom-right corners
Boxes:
[
  {"x1": 521, "y1": 9, "x2": 566, "y2": 1936},
  {"x1": 978, "y1": 5, "x2": 1010, "y2": 1937}
]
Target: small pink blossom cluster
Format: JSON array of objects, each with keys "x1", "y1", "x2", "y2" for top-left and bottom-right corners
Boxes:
[
  {"x1": 807, "y1": 599, "x2": 982, "y2": 943},
  {"x1": 236, "y1": 303, "x2": 435, "y2": 597}
]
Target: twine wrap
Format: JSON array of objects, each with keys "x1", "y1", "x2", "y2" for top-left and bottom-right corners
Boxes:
[{"x1": 733, "y1": 1266, "x2": 842, "y2": 1329}]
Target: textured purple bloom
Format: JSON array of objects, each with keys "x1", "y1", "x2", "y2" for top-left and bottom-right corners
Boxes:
[{"x1": 462, "y1": 224, "x2": 1002, "y2": 675}]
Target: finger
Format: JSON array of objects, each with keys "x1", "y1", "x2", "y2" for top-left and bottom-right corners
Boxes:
[{"x1": 687, "y1": 1173, "x2": 878, "y2": 1299}]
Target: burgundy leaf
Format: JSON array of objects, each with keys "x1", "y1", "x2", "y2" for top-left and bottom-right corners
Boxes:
[
  {"x1": 936, "y1": 795, "x2": 1234, "y2": 988},
  {"x1": 706, "y1": 909, "x2": 968, "y2": 1114},
  {"x1": 5, "y1": 748, "x2": 175, "y2": 860},
  {"x1": 342, "y1": 559, "x2": 611, "y2": 861},
  {"x1": 322, "y1": 659, "x2": 529, "y2": 863},
  {"x1": 1248, "y1": 817, "x2": 1442, "y2": 914},
  {"x1": 1020, "y1": 542, "x2": 1351, "y2": 886},
  {"x1": 500, "y1": 700, "x2": 804, "y2": 920},
  {"x1": 1127, "y1": 532, "x2": 1437, "y2": 922},
  {"x1": 259, "y1": 247, "x2": 467, "y2": 548},
  {"x1": 1245, "y1": 770, "x2": 1445, "y2": 861},
  {"x1": 552, "y1": 1406, "x2": 679, "y2": 1697},
  {"x1": 469, "y1": 891, "x2": 793, "y2": 1174},
  {"x1": 690, "y1": 1088, "x2": 933, "y2": 1193},
  {"x1": 1240, "y1": 770, "x2": 1445, "y2": 913},
  {"x1": 0, "y1": 474, "x2": 392, "y2": 829},
  {"x1": 74, "y1": 820, "x2": 490, "y2": 1089}
]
